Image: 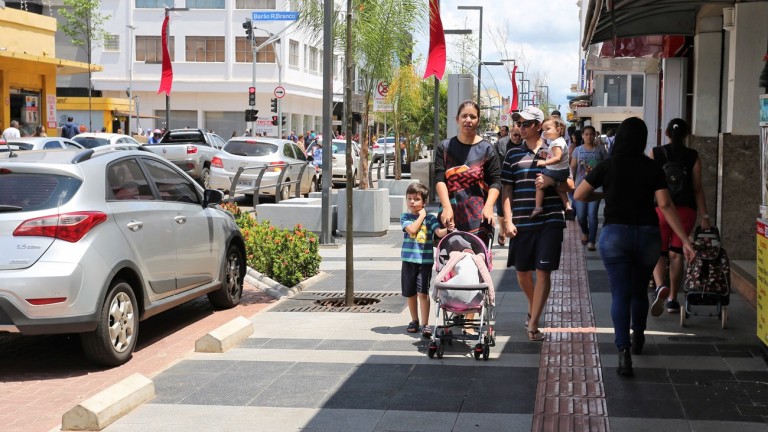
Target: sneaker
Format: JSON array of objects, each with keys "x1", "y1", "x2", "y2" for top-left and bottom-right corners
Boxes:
[
  {"x1": 650, "y1": 285, "x2": 669, "y2": 317},
  {"x1": 586, "y1": 242, "x2": 596, "y2": 251},
  {"x1": 666, "y1": 299, "x2": 680, "y2": 313}
]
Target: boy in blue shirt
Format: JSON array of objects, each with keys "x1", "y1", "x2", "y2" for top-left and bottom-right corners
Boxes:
[{"x1": 401, "y1": 182, "x2": 450, "y2": 337}]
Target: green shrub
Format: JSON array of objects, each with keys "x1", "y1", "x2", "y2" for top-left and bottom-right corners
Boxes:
[{"x1": 221, "y1": 202, "x2": 321, "y2": 287}]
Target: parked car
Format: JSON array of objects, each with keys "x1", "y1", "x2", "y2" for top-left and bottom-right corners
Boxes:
[
  {"x1": 4, "y1": 136, "x2": 85, "y2": 151},
  {"x1": 0, "y1": 147, "x2": 246, "y2": 366},
  {"x1": 143, "y1": 128, "x2": 226, "y2": 188},
  {"x1": 372, "y1": 136, "x2": 397, "y2": 162},
  {"x1": 209, "y1": 137, "x2": 318, "y2": 201},
  {"x1": 305, "y1": 138, "x2": 361, "y2": 186},
  {"x1": 72, "y1": 132, "x2": 141, "y2": 149}
]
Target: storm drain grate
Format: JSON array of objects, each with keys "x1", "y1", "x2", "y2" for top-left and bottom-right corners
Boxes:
[
  {"x1": 699, "y1": 380, "x2": 768, "y2": 393},
  {"x1": 270, "y1": 292, "x2": 404, "y2": 313},
  {"x1": 737, "y1": 405, "x2": 768, "y2": 416},
  {"x1": 667, "y1": 336, "x2": 726, "y2": 343}
]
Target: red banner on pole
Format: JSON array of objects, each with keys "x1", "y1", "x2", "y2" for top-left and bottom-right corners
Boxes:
[
  {"x1": 158, "y1": 16, "x2": 173, "y2": 96},
  {"x1": 509, "y1": 66, "x2": 519, "y2": 112},
  {"x1": 423, "y1": 0, "x2": 446, "y2": 81}
]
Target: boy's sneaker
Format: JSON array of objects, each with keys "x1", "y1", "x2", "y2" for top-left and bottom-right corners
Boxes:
[
  {"x1": 666, "y1": 299, "x2": 681, "y2": 313},
  {"x1": 650, "y1": 285, "x2": 669, "y2": 317}
]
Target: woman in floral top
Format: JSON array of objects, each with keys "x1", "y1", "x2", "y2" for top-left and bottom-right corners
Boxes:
[{"x1": 570, "y1": 125, "x2": 608, "y2": 251}]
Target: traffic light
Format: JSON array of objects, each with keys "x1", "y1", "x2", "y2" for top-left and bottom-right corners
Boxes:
[
  {"x1": 281, "y1": 115, "x2": 286, "y2": 126},
  {"x1": 271, "y1": 115, "x2": 278, "y2": 126},
  {"x1": 243, "y1": 18, "x2": 253, "y2": 40},
  {"x1": 248, "y1": 87, "x2": 256, "y2": 106},
  {"x1": 245, "y1": 109, "x2": 258, "y2": 122},
  {"x1": 270, "y1": 98, "x2": 278, "y2": 113}
]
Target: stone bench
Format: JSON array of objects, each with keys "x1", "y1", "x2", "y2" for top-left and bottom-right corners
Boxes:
[{"x1": 255, "y1": 198, "x2": 336, "y2": 234}]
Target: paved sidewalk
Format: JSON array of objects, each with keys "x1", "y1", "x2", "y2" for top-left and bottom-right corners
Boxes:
[{"x1": 101, "y1": 220, "x2": 768, "y2": 432}]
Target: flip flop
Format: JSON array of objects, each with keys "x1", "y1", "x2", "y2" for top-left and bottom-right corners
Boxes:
[
  {"x1": 406, "y1": 320, "x2": 419, "y2": 333},
  {"x1": 527, "y1": 329, "x2": 545, "y2": 342}
]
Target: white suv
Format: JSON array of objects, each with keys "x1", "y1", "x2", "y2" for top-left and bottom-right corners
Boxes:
[{"x1": 0, "y1": 146, "x2": 246, "y2": 366}]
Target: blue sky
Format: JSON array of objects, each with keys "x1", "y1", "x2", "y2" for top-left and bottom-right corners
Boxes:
[{"x1": 412, "y1": 0, "x2": 582, "y2": 114}]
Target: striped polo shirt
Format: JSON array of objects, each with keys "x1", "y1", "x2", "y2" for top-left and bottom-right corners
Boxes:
[{"x1": 500, "y1": 141, "x2": 566, "y2": 231}]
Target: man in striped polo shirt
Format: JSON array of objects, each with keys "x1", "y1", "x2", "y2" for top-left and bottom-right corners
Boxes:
[{"x1": 499, "y1": 106, "x2": 574, "y2": 342}]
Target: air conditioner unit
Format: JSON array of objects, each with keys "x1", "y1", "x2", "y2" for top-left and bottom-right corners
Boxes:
[{"x1": 723, "y1": 7, "x2": 735, "y2": 31}]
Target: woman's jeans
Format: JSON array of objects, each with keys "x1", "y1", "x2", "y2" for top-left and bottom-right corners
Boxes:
[
  {"x1": 598, "y1": 224, "x2": 661, "y2": 350},
  {"x1": 574, "y1": 199, "x2": 600, "y2": 243}
]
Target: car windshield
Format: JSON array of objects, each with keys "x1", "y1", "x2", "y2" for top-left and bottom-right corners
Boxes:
[
  {"x1": 0, "y1": 173, "x2": 81, "y2": 211},
  {"x1": 157, "y1": 131, "x2": 204, "y2": 144},
  {"x1": 223, "y1": 140, "x2": 278, "y2": 157},
  {"x1": 73, "y1": 137, "x2": 110, "y2": 149},
  {"x1": 331, "y1": 142, "x2": 348, "y2": 154},
  {"x1": 377, "y1": 138, "x2": 395, "y2": 145},
  {"x1": 2, "y1": 142, "x2": 32, "y2": 150}
]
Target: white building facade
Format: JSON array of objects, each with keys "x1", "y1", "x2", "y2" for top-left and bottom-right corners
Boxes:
[{"x1": 72, "y1": 0, "x2": 343, "y2": 138}]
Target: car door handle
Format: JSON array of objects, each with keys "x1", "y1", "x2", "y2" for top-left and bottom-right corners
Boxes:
[
  {"x1": 174, "y1": 215, "x2": 187, "y2": 225},
  {"x1": 126, "y1": 220, "x2": 143, "y2": 232}
]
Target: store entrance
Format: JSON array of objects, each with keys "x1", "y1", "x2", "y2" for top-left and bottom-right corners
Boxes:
[{"x1": 10, "y1": 90, "x2": 41, "y2": 136}]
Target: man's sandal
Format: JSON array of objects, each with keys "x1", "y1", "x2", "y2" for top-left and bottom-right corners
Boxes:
[{"x1": 527, "y1": 329, "x2": 545, "y2": 342}]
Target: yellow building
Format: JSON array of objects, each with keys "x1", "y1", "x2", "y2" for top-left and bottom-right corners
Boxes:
[{"x1": 0, "y1": 7, "x2": 106, "y2": 136}]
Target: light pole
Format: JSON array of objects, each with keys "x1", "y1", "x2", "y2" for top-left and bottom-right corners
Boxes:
[
  {"x1": 254, "y1": 27, "x2": 283, "y2": 138},
  {"x1": 479, "y1": 61, "x2": 503, "y2": 123},
  {"x1": 457, "y1": 5, "x2": 482, "y2": 109},
  {"x1": 126, "y1": 24, "x2": 135, "y2": 135},
  {"x1": 163, "y1": 6, "x2": 188, "y2": 131},
  {"x1": 521, "y1": 79, "x2": 530, "y2": 106}
]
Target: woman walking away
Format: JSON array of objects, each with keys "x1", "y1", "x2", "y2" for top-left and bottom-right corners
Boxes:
[
  {"x1": 575, "y1": 117, "x2": 694, "y2": 377},
  {"x1": 649, "y1": 118, "x2": 711, "y2": 315},
  {"x1": 570, "y1": 126, "x2": 607, "y2": 251}
]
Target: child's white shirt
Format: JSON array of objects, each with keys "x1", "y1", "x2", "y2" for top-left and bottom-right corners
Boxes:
[{"x1": 546, "y1": 137, "x2": 570, "y2": 171}]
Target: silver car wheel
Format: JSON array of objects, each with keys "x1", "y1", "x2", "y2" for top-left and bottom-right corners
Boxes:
[
  {"x1": 208, "y1": 245, "x2": 244, "y2": 309},
  {"x1": 108, "y1": 291, "x2": 136, "y2": 353},
  {"x1": 225, "y1": 249, "x2": 242, "y2": 299}
]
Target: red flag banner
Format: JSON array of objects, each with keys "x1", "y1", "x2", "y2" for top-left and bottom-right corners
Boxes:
[
  {"x1": 158, "y1": 16, "x2": 173, "y2": 95},
  {"x1": 423, "y1": 0, "x2": 446, "y2": 80},
  {"x1": 509, "y1": 66, "x2": 519, "y2": 112}
]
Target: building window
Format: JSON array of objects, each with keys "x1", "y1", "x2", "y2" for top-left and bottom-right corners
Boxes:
[
  {"x1": 630, "y1": 74, "x2": 644, "y2": 107},
  {"x1": 304, "y1": 45, "x2": 310, "y2": 71},
  {"x1": 104, "y1": 34, "x2": 120, "y2": 52},
  {"x1": 289, "y1": 40, "x2": 299, "y2": 68},
  {"x1": 235, "y1": 37, "x2": 275, "y2": 63},
  {"x1": 236, "y1": 0, "x2": 277, "y2": 8},
  {"x1": 593, "y1": 73, "x2": 644, "y2": 108},
  {"x1": 318, "y1": 49, "x2": 323, "y2": 75},
  {"x1": 135, "y1": 0, "x2": 165, "y2": 7},
  {"x1": 309, "y1": 46, "x2": 318, "y2": 73},
  {"x1": 186, "y1": 36, "x2": 225, "y2": 62},
  {"x1": 332, "y1": 55, "x2": 338, "y2": 78},
  {"x1": 136, "y1": 36, "x2": 174, "y2": 63},
  {"x1": 187, "y1": 0, "x2": 225, "y2": 8}
]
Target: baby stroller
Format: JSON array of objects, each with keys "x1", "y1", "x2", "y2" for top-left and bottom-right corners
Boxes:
[
  {"x1": 680, "y1": 226, "x2": 731, "y2": 328},
  {"x1": 428, "y1": 230, "x2": 496, "y2": 360}
]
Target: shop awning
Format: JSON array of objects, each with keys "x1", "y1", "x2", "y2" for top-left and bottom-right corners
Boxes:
[
  {"x1": 582, "y1": 0, "x2": 733, "y2": 50},
  {"x1": 0, "y1": 50, "x2": 100, "y2": 75}
]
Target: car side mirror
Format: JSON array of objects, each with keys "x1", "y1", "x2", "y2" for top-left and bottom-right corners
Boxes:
[{"x1": 203, "y1": 189, "x2": 224, "y2": 207}]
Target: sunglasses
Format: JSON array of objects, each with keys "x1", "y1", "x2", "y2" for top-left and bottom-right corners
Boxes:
[{"x1": 515, "y1": 120, "x2": 536, "y2": 128}]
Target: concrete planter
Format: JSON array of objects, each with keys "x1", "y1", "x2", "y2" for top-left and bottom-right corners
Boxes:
[
  {"x1": 377, "y1": 179, "x2": 418, "y2": 196},
  {"x1": 336, "y1": 188, "x2": 389, "y2": 237}
]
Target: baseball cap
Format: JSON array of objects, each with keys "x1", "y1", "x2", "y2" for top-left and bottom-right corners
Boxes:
[
  {"x1": 512, "y1": 106, "x2": 544, "y2": 122},
  {"x1": 153, "y1": 129, "x2": 161, "y2": 134}
]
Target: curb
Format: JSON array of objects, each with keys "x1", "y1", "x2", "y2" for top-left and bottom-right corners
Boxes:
[
  {"x1": 195, "y1": 316, "x2": 254, "y2": 353},
  {"x1": 61, "y1": 373, "x2": 154, "y2": 431},
  {"x1": 245, "y1": 267, "x2": 329, "y2": 299}
]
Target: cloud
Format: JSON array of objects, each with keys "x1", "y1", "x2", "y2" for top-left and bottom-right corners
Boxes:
[{"x1": 413, "y1": 0, "x2": 581, "y2": 115}]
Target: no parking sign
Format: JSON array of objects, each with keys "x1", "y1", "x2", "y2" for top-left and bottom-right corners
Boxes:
[{"x1": 500, "y1": 114, "x2": 509, "y2": 125}]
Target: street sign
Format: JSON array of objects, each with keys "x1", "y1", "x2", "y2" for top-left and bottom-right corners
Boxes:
[
  {"x1": 252, "y1": 11, "x2": 299, "y2": 21},
  {"x1": 373, "y1": 80, "x2": 393, "y2": 112},
  {"x1": 274, "y1": 86, "x2": 286, "y2": 98}
]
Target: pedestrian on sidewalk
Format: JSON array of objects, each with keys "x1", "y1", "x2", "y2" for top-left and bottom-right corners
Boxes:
[
  {"x1": 574, "y1": 116, "x2": 694, "y2": 377},
  {"x1": 435, "y1": 100, "x2": 501, "y2": 335},
  {"x1": 570, "y1": 125, "x2": 608, "y2": 251},
  {"x1": 649, "y1": 118, "x2": 711, "y2": 315},
  {"x1": 401, "y1": 182, "x2": 449, "y2": 337},
  {"x1": 531, "y1": 116, "x2": 573, "y2": 219},
  {"x1": 500, "y1": 105, "x2": 574, "y2": 342}
]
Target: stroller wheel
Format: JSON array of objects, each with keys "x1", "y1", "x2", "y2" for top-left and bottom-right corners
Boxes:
[
  {"x1": 482, "y1": 342, "x2": 490, "y2": 361},
  {"x1": 427, "y1": 341, "x2": 437, "y2": 359},
  {"x1": 437, "y1": 343, "x2": 445, "y2": 359},
  {"x1": 473, "y1": 343, "x2": 483, "y2": 361},
  {"x1": 721, "y1": 307, "x2": 728, "y2": 329}
]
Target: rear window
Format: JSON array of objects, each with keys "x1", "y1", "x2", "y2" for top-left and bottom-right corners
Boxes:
[
  {"x1": 0, "y1": 173, "x2": 81, "y2": 211},
  {"x1": 5, "y1": 142, "x2": 33, "y2": 150},
  {"x1": 158, "y1": 131, "x2": 204, "y2": 144},
  {"x1": 73, "y1": 137, "x2": 109, "y2": 149},
  {"x1": 223, "y1": 141, "x2": 277, "y2": 157}
]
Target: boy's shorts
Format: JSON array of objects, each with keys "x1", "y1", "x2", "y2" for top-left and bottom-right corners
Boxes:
[
  {"x1": 401, "y1": 262, "x2": 432, "y2": 297},
  {"x1": 656, "y1": 206, "x2": 696, "y2": 254},
  {"x1": 507, "y1": 226, "x2": 563, "y2": 272}
]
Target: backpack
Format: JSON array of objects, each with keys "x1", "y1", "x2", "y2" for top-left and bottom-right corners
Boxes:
[{"x1": 661, "y1": 146, "x2": 688, "y2": 199}]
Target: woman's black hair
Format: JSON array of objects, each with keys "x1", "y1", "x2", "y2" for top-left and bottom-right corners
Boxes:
[
  {"x1": 611, "y1": 117, "x2": 647, "y2": 156},
  {"x1": 582, "y1": 125, "x2": 596, "y2": 134},
  {"x1": 456, "y1": 100, "x2": 480, "y2": 118},
  {"x1": 665, "y1": 118, "x2": 688, "y2": 148},
  {"x1": 572, "y1": 130, "x2": 583, "y2": 147}
]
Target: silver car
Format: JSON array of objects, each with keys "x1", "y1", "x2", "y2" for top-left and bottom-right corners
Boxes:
[
  {"x1": 210, "y1": 137, "x2": 318, "y2": 201},
  {"x1": 0, "y1": 147, "x2": 246, "y2": 366},
  {"x1": 3, "y1": 136, "x2": 85, "y2": 150},
  {"x1": 72, "y1": 132, "x2": 141, "y2": 149}
]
